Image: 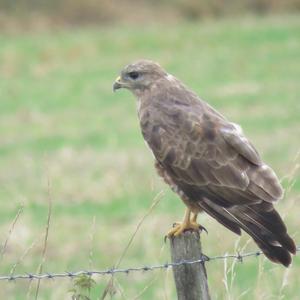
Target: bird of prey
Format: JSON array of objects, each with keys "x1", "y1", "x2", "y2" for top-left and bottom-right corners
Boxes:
[{"x1": 113, "y1": 60, "x2": 296, "y2": 266}]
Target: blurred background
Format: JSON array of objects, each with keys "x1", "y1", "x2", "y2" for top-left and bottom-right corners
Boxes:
[{"x1": 0, "y1": 1, "x2": 299, "y2": 299}]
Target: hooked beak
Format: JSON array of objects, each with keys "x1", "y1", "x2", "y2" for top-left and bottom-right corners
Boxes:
[{"x1": 113, "y1": 76, "x2": 123, "y2": 92}]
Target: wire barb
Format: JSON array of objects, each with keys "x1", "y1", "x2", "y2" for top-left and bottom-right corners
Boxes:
[{"x1": 1, "y1": 246, "x2": 298, "y2": 282}]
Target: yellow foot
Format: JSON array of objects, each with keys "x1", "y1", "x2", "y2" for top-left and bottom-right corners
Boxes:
[
  {"x1": 166, "y1": 221, "x2": 201, "y2": 238},
  {"x1": 164, "y1": 209, "x2": 208, "y2": 241}
]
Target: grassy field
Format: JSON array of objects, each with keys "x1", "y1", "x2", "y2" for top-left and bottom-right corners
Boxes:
[{"x1": 0, "y1": 15, "x2": 299, "y2": 299}]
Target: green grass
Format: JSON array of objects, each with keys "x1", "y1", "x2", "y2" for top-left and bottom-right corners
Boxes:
[{"x1": 0, "y1": 15, "x2": 299, "y2": 299}]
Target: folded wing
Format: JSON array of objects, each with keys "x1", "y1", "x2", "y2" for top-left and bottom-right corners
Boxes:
[{"x1": 145, "y1": 105, "x2": 295, "y2": 266}]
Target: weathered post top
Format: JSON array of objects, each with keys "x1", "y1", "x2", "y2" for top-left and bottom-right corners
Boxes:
[{"x1": 169, "y1": 231, "x2": 211, "y2": 300}]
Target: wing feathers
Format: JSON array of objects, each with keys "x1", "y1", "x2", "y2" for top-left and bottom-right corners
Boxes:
[
  {"x1": 141, "y1": 91, "x2": 294, "y2": 266},
  {"x1": 221, "y1": 125, "x2": 261, "y2": 165},
  {"x1": 245, "y1": 206, "x2": 296, "y2": 254},
  {"x1": 199, "y1": 200, "x2": 241, "y2": 235},
  {"x1": 198, "y1": 198, "x2": 295, "y2": 266},
  {"x1": 248, "y1": 165, "x2": 284, "y2": 200}
]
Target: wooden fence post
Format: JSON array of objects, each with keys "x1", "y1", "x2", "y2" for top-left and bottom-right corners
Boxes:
[{"x1": 169, "y1": 230, "x2": 211, "y2": 300}]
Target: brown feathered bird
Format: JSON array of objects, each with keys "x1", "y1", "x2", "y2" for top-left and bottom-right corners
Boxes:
[{"x1": 113, "y1": 60, "x2": 296, "y2": 266}]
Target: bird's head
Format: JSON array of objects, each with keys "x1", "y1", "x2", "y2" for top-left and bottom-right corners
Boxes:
[{"x1": 113, "y1": 60, "x2": 167, "y2": 96}]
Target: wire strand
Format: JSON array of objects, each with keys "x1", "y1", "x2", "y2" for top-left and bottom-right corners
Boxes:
[{"x1": 2, "y1": 245, "x2": 299, "y2": 282}]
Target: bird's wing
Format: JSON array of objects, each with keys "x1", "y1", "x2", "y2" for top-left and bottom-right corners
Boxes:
[
  {"x1": 146, "y1": 105, "x2": 282, "y2": 206},
  {"x1": 144, "y1": 103, "x2": 295, "y2": 266}
]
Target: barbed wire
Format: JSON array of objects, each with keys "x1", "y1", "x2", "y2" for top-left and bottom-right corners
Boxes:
[{"x1": 1, "y1": 245, "x2": 299, "y2": 282}]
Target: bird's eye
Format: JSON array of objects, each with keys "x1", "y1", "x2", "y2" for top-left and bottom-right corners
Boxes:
[{"x1": 128, "y1": 71, "x2": 139, "y2": 80}]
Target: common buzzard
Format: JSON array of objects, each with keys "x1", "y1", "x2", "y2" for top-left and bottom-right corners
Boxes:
[{"x1": 113, "y1": 60, "x2": 296, "y2": 266}]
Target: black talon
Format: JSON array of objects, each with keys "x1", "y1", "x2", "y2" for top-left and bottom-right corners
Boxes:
[{"x1": 199, "y1": 224, "x2": 208, "y2": 234}]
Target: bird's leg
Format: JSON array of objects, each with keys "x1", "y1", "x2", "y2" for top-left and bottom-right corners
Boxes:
[
  {"x1": 166, "y1": 208, "x2": 203, "y2": 238},
  {"x1": 190, "y1": 212, "x2": 208, "y2": 234},
  {"x1": 190, "y1": 212, "x2": 198, "y2": 226}
]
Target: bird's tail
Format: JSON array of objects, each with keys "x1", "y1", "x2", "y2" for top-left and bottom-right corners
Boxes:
[{"x1": 199, "y1": 200, "x2": 296, "y2": 266}]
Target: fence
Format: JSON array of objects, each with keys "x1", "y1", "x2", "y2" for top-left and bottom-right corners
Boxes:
[
  {"x1": 1, "y1": 231, "x2": 299, "y2": 299},
  {"x1": 1, "y1": 241, "x2": 298, "y2": 282},
  {"x1": 0, "y1": 248, "x2": 291, "y2": 281}
]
